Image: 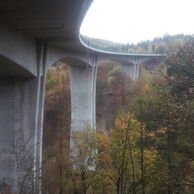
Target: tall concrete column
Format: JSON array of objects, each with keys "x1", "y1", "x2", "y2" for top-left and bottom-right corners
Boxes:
[
  {"x1": 121, "y1": 63, "x2": 140, "y2": 80},
  {"x1": 70, "y1": 64, "x2": 97, "y2": 131},
  {"x1": 0, "y1": 78, "x2": 41, "y2": 193},
  {"x1": 0, "y1": 44, "x2": 46, "y2": 194},
  {"x1": 33, "y1": 43, "x2": 47, "y2": 194},
  {"x1": 0, "y1": 79, "x2": 18, "y2": 192}
]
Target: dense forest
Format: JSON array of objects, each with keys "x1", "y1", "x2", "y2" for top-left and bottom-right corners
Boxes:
[{"x1": 42, "y1": 35, "x2": 194, "y2": 194}]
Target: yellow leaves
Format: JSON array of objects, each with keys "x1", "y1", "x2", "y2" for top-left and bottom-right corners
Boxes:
[
  {"x1": 96, "y1": 132, "x2": 110, "y2": 149},
  {"x1": 114, "y1": 112, "x2": 139, "y2": 133},
  {"x1": 113, "y1": 112, "x2": 141, "y2": 147},
  {"x1": 115, "y1": 112, "x2": 133, "y2": 129},
  {"x1": 144, "y1": 148, "x2": 157, "y2": 165}
]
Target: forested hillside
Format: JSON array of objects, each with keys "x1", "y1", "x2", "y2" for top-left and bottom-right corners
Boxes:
[
  {"x1": 82, "y1": 34, "x2": 190, "y2": 54},
  {"x1": 42, "y1": 35, "x2": 194, "y2": 194}
]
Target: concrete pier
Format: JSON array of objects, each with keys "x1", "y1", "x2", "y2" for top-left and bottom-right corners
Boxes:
[
  {"x1": 121, "y1": 63, "x2": 140, "y2": 80},
  {"x1": 70, "y1": 64, "x2": 97, "y2": 131}
]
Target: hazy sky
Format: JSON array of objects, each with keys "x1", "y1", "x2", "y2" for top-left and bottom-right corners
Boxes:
[{"x1": 80, "y1": 0, "x2": 194, "y2": 44}]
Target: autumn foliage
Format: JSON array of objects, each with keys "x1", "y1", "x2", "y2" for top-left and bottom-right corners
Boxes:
[{"x1": 42, "y1": 38, "x2": 194, "y2": 194}]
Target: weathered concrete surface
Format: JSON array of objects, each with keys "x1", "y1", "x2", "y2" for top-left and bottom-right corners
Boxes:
[
  {"x1": 0, "y1": 77, "x2": 43, "y2": 192},
  {"x1": 0, "y1": 79, "x2": 16, "y2": 189},
  {"x1": 0, "y1": 23, "x2": 37, "y2": 77},
  {"x1": 0, "y1": 41, "x2": 47, "y2": 193},
  {"x1": 70, "y1": 64, "x2": 97, "y2": 131}
]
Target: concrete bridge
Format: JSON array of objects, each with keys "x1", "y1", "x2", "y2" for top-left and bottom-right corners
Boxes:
[{"x1": 0, "y1": 0, "x2": 165, "y2": 193}]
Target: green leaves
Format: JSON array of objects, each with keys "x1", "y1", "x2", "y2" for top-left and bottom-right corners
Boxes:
[{"x1": 167, "y1": 38, "x2": 194, "y2": 99}]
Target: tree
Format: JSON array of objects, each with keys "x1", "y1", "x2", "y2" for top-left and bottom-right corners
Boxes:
[
  {"x1": 69, "y1": 128, "x2": 97, "y2": 194},
  {"x1": 167, "y1": 37, "x2": 194, "y2": 101},
  {"x1": 129, "y1": 58, "x2": 194, "y2": 193},
  {"x1": 42, "y1": 64, "x2": 71, "y2": 194},
  {"x1": 97, "y1": 112, "x2": 157, "y2": 194}
]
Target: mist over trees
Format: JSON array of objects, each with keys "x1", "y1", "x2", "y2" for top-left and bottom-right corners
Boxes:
[{"x1": 42, "y1": 35, "x2": 194, "y2": 194}]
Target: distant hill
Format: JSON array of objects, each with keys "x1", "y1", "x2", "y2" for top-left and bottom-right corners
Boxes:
[{"x1": 81, "y1": 34, "x2": 194, "y2": 54}]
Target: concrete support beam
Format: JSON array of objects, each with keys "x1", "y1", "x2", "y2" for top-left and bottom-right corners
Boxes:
[
  {"x1": 121, "y1": 63, "x2": 140, "y2": 80},
  {"x1": 97, "y1": 55, "x2": 164, "y2": 81},
  {"x1": 70, "y1": 64, "x2": 97, "y2": 131},
  {"x1": 0, "y1": 43, "x2": 46, "y2": 194},
  {"x1": 0, "y1": 23, "x2": 37, "y2": 76},
  {"x1": 120, "y1": 56, "x2": 163, "y2": 80},
  {"x1": 33, "y1": 44, "x2": 47, "y2": 194},
  {"x1": 0, "y1": 78, "x2": 39, "y2": 192}
]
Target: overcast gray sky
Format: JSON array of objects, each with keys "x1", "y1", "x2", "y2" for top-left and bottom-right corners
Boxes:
[{"x1": 80, "y1": 0, "x2": 194, "y2": 44}]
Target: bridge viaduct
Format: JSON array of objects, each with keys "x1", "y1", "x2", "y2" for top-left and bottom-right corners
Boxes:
[{"x1": 0, "y1": 0, "x2": 165, "y2": 193}]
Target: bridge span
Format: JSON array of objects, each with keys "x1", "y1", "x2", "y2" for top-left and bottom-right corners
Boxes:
[{"x1": 0, "y1": 0, "x2": 165, "y2": 193}]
